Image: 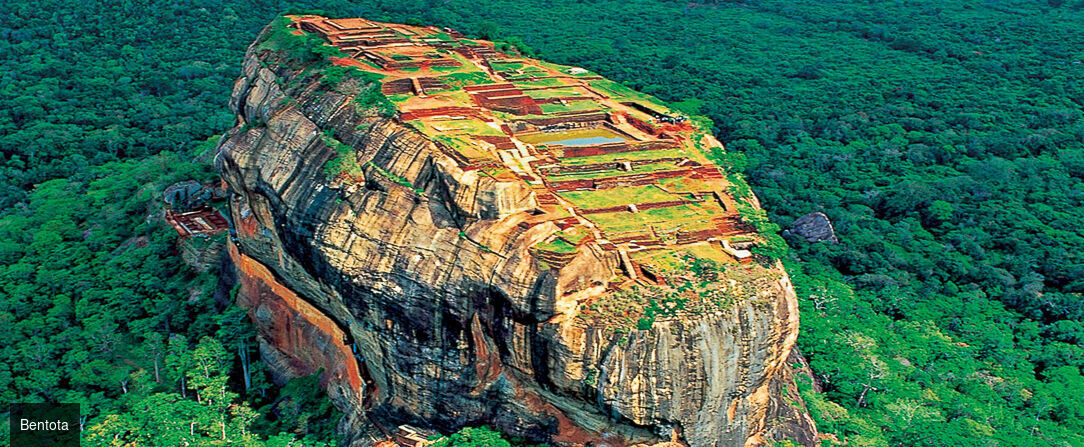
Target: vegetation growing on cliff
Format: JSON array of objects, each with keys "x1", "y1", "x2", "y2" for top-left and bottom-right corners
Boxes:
[
  {"x1": 321, "y1": 130, "x2": 364, "y2": 182},
  {"x1": 261, "y1": 16, "x2": 396, "y2": 120},
  {"x1": 429, "y1": 426, "x2": 544, "y2": 447},
  {"x1": 736, "y1": 202, "x2": 789, "y2": 261},
  {"x1": 258, "y1": 16, "x2": 346, "y2": 65},
  {"x1": 354, "y1": 83, "x2": 397, "y2": 118},
  {"x1": 578, "y1": 253, "x2": 769, "y2": 331}
]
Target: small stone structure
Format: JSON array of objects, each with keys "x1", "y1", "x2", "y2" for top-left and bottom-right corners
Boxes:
[{"x1": 164, "y1": 206, "x2": 229, "y2": 238}]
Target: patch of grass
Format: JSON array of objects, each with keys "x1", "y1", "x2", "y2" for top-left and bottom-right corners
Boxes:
[
  {"x1": 490, "y1": 61, "x2": 525, "y2": 72},
  {"x1": 536, "y1": 237, "x2": 577, "y2": 254},
  {"x1": 258, "y1": 17, "x2": 345, "y2": 65},
  {"x1": 736, "y1": 201, "x2": 787, "y2": 260},
  {"x1": 536, "y1": 60, "x2": 595, "y2": 77},
  {"x1": 546, "y1": 168, "x2": 622, "y2": 181},
  {"x1": 539, "y1": 99, "x2": 604, "y2": 114},
  {"x1": 354, "y1": 83, "x2": 395, "y2": 118},
  {"x1": 364, "y1": 161, "x2": 413, "y2": 190},
  {"x1": 559, "y1": 185, "x2": 677, "y2": 209},
  {"x1": 432, "y1": 135, "x2": 494, "y2": 161},
  {"x1": 518, "y1": 67, "x2": 549, "y2": 77},
  {"x1": 438, "y1": 71, "x2": 494, "y2": 89},
  {"x1": 561, "y1": 228, "x2": 591, "y2": 245},
  {"x1": 546, "y1": 161, "x2": 681, "y2": 182},
  {"x1": 320, "y1": 65, "x2": 383, "y2": 87},
  {"x1": 560, "y1": 148, "x2": 690, "y2": 165},
  {"x1": 425, "y1": 118, "x2": 505, "y2": 137},
  {"x1": 524, "y1": 87, "x2": 583, "y2": 99},
  {"x1": 512, "y1": 77, "x2": 565, "y2": 87},
  {"x1": 587, "y1": 201, "x2": 722, "y2": 234},
  {"x1": 630, "y1": 250, "x2": 686, "y2": 272},
  {"x1": 657, "y1": 176, "x2": 715, "y2": 193},
  {"x1": 424, "y1": 31, "x2": 454, "y2": 41},
  {"x1": 322, "y1": 130, "x2": 363, "y2": 181}
]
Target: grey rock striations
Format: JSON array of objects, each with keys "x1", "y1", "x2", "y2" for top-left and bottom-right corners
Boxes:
[{"x1": 216, "y1": 20, "x2": 817, "y2": 447}]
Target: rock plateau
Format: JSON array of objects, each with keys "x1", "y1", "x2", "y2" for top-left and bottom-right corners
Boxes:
[{"x1": 216, "y1": 15, "x2": 817, "y2": 447}]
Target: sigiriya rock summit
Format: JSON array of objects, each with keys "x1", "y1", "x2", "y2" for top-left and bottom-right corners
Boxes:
[{"x1": 215, "y1": 15, "x2": 819, "y2": 447}]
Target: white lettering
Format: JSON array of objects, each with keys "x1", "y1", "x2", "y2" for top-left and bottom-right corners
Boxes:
[{"x1": 17, "y1": 419, "x2": 71, "y2": 431}]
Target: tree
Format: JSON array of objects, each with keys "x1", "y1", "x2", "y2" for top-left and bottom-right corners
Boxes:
[{"x1": 429, "y1": 426, "x2": 543, "y2": 447}]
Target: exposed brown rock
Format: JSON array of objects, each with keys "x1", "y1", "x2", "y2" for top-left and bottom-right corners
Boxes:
[{"x1": 216, "y1": 19, "x2": 817, "y2": 447}]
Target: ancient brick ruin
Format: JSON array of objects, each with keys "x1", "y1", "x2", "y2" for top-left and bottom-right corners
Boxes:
[{"x1": 288, "y1": 15, "x2": 759, "y2": 279}]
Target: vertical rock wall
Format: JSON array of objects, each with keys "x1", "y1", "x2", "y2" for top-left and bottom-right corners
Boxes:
[{"x1": 216, "y1": 27, "x2": 816, "y2": 447}]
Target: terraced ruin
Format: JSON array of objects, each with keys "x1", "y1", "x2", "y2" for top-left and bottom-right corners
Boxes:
[{"x1": 291, "y1": 15, "x2": 760, "y2": 282}]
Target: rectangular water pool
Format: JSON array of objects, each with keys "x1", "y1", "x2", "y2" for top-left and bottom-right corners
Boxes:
[{"x1": 517, "y1": 128, "x2": 628, "y2": 146}]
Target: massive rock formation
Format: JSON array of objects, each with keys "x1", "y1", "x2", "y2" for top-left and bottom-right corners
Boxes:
[{"x1": 216, "y1": 16, "x2": 816, "y2": 447}]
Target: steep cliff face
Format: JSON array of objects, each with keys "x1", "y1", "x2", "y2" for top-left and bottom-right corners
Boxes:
[{"x1": 216, "y1": 17, "x2": 816, "y2": 447}]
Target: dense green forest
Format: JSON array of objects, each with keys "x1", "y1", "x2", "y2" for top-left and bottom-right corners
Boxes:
[{"x1": 1, "y1": 0, "x2": 1082, "y2": 445}]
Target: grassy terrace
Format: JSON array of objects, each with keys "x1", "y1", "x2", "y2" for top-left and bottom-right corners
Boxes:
[
  {"x1": 387, "y1": 93, "x2": 413, "y2": 104},
  {"x1": 431, "y1": 64, "x2": 464, "y2": 72},
  {"x1": 588, "y1": 201, "x2": 722, "y2": 234},
  {"x1": 559, "y1": 227, "x2": 592, "y2": 245},
  {"x1": 436, "y1": 70, "x2": 493, "y2": 90},
  {"x1": 536, "y1": 226, "x2": 595, "y2": 254},
  {"x1": 489, "y1": 61, "x2": 525, "y2": 71},
  {"x1": 420, "y1": 118, "x2": 505, "y2": 137},
  {"x1": 545, "y1": 204, "x2": 575, "y2": 220},
  {"x1": 511, "y1": 78, "x2": 566, "y2": 87},
  {"x1": 545, "y1": 161, "x2": 682, "y2": 181},
  {"x1": 536, "y1": 237, "x2": 577, "y2": 254},
  {"x1": 538, "y1": 99, "x2": 605, "y2": 114},
  {"x1": 420, "y1": 31, "x2": 456, "y2": 43},
  {"x1": 657, "y1": 176, "x2": 716, "y2": 193},
  {"x1": 425, "y1": 89, "x2": 474, "y2": 106},
  {"x1": 558, "y1": 184, "x2": 676, "y2": 209},
  {"x1": 524, "y1": 87, "x2": 585, "y2": 99},
  {"x1": 631, "y1": 243, "x2": 735, "y2": 272},
  {"x1": 431, "y1": 134, "x2": 495, "y2": 161},
  {"x1": 560, "y1": 147, "x2": 691, "y2": 165}
]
